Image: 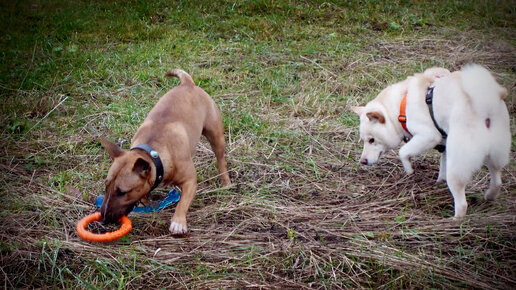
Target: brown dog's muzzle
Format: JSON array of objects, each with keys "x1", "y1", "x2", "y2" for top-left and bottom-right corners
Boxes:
[{"x1": 100, "y1": 199, "x2": 136, "y2": 224}]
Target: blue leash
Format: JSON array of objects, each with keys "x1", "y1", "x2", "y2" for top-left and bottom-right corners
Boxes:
[{"x1": 95, "y1": 189, "x2": 181, "y2": 213}]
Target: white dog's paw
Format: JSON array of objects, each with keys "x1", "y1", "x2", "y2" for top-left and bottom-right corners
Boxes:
[
  {"x1": 484, "y1": 187, "x2": 501, "y2": 201},
  {"x1": 401, "y1": 159, "x2": 414, "y2": 175},
  {"x1": 169, "y1": 221, "x2": 188, "y2": 235},
  {"x1": 436, "y1": 177, "x2": 446, "y2": 184},
  {"x1": 451, "y1": 215, "x2": 466, "y2": 224}
]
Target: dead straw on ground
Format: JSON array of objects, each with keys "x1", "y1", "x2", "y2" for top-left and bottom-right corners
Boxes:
[
  {"x1": 1, "y1": 24, "x2": 515, "y2": 289},
  {"x1": 1, "y1": 115, "x2": 515, "y2": 288}
]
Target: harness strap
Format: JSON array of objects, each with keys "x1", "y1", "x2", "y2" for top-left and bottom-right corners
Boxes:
[
  {"x1": 425, "y1": 87, "x2": 448, "y2": 139},
  {"x1": 130, "y1": 144, "x2": 164, "y2": 192},
  {"x1": 398, "y1": 92, "x2": 409, "y2": 134},
  {"x1": 398, "y1": 88, "x2": 447, "y2": 153},
  {"x1": 425, "y1": 86, "x2": 447, "y2": 153}
]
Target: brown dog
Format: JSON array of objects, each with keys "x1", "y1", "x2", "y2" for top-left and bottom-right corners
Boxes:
[{"x1": 100, "y1": 69, "x2": 231, "y2": 235}]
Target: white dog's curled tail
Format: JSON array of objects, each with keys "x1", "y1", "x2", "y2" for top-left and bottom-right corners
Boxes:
[
  {"x1": 461, "y1": 64, "x2": 507, "y2": 116},
  {"x1": 165, "y1": 69, "x2": 195, "y2": 85}
]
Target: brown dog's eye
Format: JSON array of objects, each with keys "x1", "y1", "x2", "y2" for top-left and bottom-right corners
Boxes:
[
  {"x1": 116, "y1": 188, "x2": 127, "y2": 197},
  {"x1": 369, "y1": 138, "x2": 375, "y2": 144}
]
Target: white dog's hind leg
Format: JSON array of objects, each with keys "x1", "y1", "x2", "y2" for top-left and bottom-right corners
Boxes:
[
  {"x1": 437, "y1": 152, "x2": 446, "y2": 183},
  {"x1": 447, "y1": 175, "x2": 468, "y2": 220},
  {"x1": 484, "y1": 163, "x2": 502, "y2": 201},
  {"x1": 399, "y1": 134, "x2": 441, "y2": 175},
  {"x1": 483, "y1": 123, "x2": 510, "y2": 201},
  {"x1": 445, "y1": 135, "x2": 479, "y2": 220}
]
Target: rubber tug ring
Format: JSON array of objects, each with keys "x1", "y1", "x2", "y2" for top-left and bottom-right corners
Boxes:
[{"x1": 77, "y1": 212, "x2": 132, "y2": 242}]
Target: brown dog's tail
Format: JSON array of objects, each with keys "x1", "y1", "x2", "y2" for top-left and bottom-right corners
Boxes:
[{"x1": 165, "y1": 69, "x2": 195, "y2": 86}]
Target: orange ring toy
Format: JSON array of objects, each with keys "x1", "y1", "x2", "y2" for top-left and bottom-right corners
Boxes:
[{"x1": 77, "y1": 212, "x2": 132, "y2": 242}]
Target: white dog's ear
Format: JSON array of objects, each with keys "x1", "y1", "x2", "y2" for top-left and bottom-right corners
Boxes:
[
  {"x1": 499, "y1": 87, "x2": 507, "y2": 100},
  {"x1": 423, "y1": 67, "x2": 450, "y2": 79},
  {"x1": 366, "y1": 111, "x2": 385, "y2": 124},
  {"x1": 350, "y1": 106, "x2": 365, "y2": 116}
]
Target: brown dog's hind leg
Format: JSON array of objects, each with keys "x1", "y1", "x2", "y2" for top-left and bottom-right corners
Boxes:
[{"x1": 203, "y1": 109, "x2": 231, "y2": 186}]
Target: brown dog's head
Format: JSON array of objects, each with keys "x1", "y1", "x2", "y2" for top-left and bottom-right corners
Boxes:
[{"x1": 99, "y1": 138, "x2": 153, "y2": 223}]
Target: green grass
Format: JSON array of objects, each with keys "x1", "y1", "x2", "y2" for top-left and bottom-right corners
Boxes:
[{"x1": 1, "y1": 0, "x2": 515, "y2": 288}]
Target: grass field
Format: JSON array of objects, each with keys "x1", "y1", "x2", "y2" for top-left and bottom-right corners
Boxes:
[{"x1": 1, "y1": 0, "x2": 515, "y2": 288}]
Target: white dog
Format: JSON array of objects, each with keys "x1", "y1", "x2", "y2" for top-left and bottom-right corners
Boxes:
[{"x1": 351, "y1": 64, "x2": 510, "y2": 220}]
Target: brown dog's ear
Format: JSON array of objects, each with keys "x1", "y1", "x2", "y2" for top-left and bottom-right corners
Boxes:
[
  {"x1": 133, "y1": 158, "x2": 150, "y2": 179},
  {"x1": 366, "y1": 111, "x2": 385, "y2": 124},
  {"x1": 100, "y1": 137, "x2": 124, "y2": 159},
  {"x1": 350, "y1": 106, "x2": 365, "y2": 116}
]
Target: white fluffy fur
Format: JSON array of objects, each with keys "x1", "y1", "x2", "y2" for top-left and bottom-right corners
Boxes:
[{"x1": 351, "y1": 64, "x2": 511, "y2": 220}]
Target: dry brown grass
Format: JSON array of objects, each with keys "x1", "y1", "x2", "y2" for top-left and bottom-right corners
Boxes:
[{"x1": 1, "y1": 116, "x2": 515, "y2": 288}]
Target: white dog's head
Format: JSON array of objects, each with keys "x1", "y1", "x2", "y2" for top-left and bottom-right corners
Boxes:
[{"x1": 351, "y1": 103, "x2": 402, "y2": 166}]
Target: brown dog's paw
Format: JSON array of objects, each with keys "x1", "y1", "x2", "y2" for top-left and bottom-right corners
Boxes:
[
  {"x1": 220, "y1": 181, "x2": 235, "y2": 190},
  {"x1": 169, "y1": 221, "x2": 188, "y2": 236},
  {"x1": 220, "y1": 175, "x2": 231, "y2": 187}
]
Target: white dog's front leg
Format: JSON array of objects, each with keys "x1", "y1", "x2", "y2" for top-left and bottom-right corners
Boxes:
[
  {"x1": 399, "y1": 134, "x2": 441, "y2": 175},
  {"x1": 437, "y1": 151, "x2": 446, "y2": 183}
]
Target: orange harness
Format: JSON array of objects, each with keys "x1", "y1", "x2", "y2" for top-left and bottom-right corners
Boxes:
[
  {"x1": 398, "y1": 89, "x2": 447, "y2": 152},
  {"x1": 398, "y1": 92, "x2": 409, "y2": 134}
]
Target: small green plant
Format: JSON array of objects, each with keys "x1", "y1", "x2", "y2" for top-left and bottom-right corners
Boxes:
[{"x1": 287, "y1": 228, "x2": 297, "y2": 240}]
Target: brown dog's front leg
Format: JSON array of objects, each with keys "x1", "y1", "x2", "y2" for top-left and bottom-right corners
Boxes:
[{"x1": 169, "y1": 178, "x2": 197, "y2": 235}]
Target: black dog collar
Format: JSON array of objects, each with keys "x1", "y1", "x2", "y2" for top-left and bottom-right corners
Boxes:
[{"x1": 130, "y1": 144, "x2": 164, "y2": 192}]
